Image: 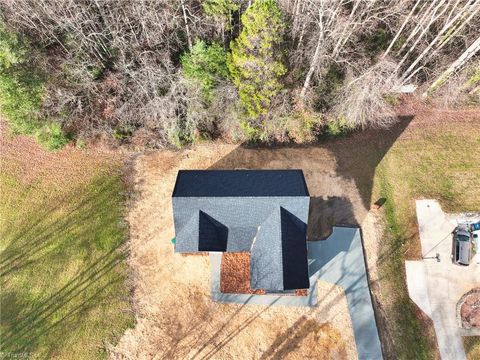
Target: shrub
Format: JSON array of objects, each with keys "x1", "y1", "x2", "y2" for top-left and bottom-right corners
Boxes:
[
  {"x1": 324, "y1": 116, "x2": 353, "y2": 137},
  {"x1": 0, "y1": 21, "x2": 69, "y2": 149},
  {"x1": 0, "y1": 22, "x2": 43, "y2": 134},
  {"x1": 363, "y1": 28, "x2": 392, "y2": 56},
  {"x1": 35, "y1": 122, "x2": 71, "y2": 150},
  {"x1": 285, "y1": 110, "x2": 322, "y2": 143},
  {"x1": 333, "y1": 60, "x2": 400, "y2": 129},
  {"x1": 315, "y1": 65, "x2": 345, "y2": 112},
  {"x1": 181, "y1": 40, "x2": 229, "y2": 101}
]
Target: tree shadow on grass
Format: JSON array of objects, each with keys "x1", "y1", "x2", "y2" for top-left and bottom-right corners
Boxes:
[
  {"x1": 0, "y1": 175, "x2": 131, "y2": 357},
  {"x1": 259, "y1": 315, "x2": 347, "y2": 360}
]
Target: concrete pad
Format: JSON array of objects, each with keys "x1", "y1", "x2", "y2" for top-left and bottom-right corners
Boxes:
[
  {"x1": 405, "y1": 200, "x2": 480, "y2": 360},
  {"x1": 405, "y1": 261, "x2": 432, "y2": 317},
  {"x1": 210, "y1": 226, "x2": 383, "y2": 360},
  {"x1": 309, "y1": 227, "x2": 382, "y2": 360}
]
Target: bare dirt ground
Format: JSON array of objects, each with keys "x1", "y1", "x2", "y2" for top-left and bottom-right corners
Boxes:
[
  {"x1": 110, "y1": 101, "x2": 480, "y2": 359},
  {"x1": 110, "y1": 145, "x2": 358, "y2": 360}
]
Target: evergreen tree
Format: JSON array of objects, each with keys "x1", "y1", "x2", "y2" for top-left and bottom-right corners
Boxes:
[
  {"x1": 203, "y1": 0, "x2": 238, "y2": 31},
  {"x1": 181, "y1": 40, "x2": 229, "y2": 101},
  {"x1": 227, "y1": 0, "x2": 286, "y2": 118}
]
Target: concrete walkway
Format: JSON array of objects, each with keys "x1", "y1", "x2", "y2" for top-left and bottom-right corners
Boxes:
[
  {"x1": 210, "y1": 226, "x2": 383, "y2": 360},
  {"x1": 210, "y1": 253, "x2": 318, "y2": 306},
  {"x1": 405, "y1": 200, "x2": 480, "y2": 360}
]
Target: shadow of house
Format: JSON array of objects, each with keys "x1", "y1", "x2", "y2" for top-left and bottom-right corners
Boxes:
[
  {"x1": 208, "y1": 116, "x2": 413, "y2": 237},
  {"x1": 307, "y1": 196, "x2": 357, "y2": 240},
  {"x1": 323, "y1": 115, "x2": 414, "y2": 208}
]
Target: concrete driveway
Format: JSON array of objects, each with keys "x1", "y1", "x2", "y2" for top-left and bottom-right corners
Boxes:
[
  {"x1": 405, "y1": 200, "x2": 480, "y2": 360},
  {"x1": 211, "y1": 227, "x2": 383, "y2": 360}
]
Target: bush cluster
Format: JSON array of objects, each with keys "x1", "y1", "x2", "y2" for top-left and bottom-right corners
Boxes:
[{"x1": 1, "y1": 0, "x2": 476, "y2": 149}]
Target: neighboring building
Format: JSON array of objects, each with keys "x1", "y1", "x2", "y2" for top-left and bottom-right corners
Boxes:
[{"x1": 172, "y1": 169, "x2": 310, "y2": 292}]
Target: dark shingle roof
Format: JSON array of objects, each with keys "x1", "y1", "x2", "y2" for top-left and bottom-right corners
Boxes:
[
  {"x1": 280, "y1": 208, "x2": 310, "y2": 290},
  {"x1": 172, "y1": 170, "x2": 310, "y2": 292},
  {"x1": 172, "y1": 170, "x2": 309, "y2": 197},
  {"x1": 198, "y1": 211, "x2": 228, "y2": 252}
]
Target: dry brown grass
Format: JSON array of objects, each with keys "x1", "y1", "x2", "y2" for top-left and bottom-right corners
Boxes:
[
  {"x1": 109, "y1": 144, "x2": 357, "y2": 359},
  {"x1": 464, "y1": 337, "x2": 480, "y2": 360}
]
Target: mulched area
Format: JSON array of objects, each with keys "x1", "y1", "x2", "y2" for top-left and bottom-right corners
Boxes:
[
  {"x1": 220, "y1": 252, "x2": 265, "y2": 294},
  {"x1": 220, "y1": 252, "x2": 308, "y2": 296},
  {"x1": 460, "y1": 289, "x2": 480, "y2": 329}
]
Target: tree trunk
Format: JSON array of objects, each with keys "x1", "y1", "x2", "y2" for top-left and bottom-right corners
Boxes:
[
  {"x1": 300, "y1": 8, "x2": 324, "y2": 99},
  {"x1": 401, "y1": 0, "x2": 480, "y2": 83},
  {"x1": 423, "y1": 36, "x2": 480, "y2": 97},
  {"x1": 180, "y1": 0, "x2": 192, "y2": 50},
  {"x1": 300, "y1": 33, "x2": 323, "y2": 99},
  {"x1": 394, "y1": 0, "x2": 449, "y2": 75},
  {"x1": 383, "y1": 0, "x2": 422, "y2": 58}
]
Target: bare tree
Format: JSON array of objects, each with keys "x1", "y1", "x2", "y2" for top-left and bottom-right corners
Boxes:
[
  {"x1": 1, "y1": 0, "x2": 478, "y2": 146},
  {"x1": 424, "y1": 35, "x2": 480, "y2": 97},
  {"x1": 285, "y1": 0, "x2": 403, "y2": 100},
  {"x1": 333, "y1": 60, "x2": 401, "y2": 129},
  {"x1": 384, "y1": 0, "x2": 480, "y2": 86}
]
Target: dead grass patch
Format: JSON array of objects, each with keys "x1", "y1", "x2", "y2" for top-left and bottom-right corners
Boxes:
[{"x1": 464, "y1": 337, "x2": 480, "y2": 360}]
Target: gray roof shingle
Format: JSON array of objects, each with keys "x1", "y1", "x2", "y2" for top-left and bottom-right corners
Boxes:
[
  {"x1": 173, "y1": 170, "x2": 309, "y2": 197},
  {"x1": 172, "y1": 170, "x2": 310, "y2": 291}
]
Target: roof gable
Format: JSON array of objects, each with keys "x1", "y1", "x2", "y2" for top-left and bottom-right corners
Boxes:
[
  {"x1": 280, "y1": 207, "x2": 310, "y2": 290},
  {"x1": 172, "y1": 170, "x2": 311, "y2": 292}
]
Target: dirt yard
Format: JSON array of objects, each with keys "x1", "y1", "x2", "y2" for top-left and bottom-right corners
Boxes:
[
  {"x1": 109, "y1": 144, "x2": 362, "y2": 360},
  {"x1": 109, "y1": 109, "x2": 419, "y2": 359},
  {"x1": 110, "y1": 101, "x2": 480, "y2": 359}
]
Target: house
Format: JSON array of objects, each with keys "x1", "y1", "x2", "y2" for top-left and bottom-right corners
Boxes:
[{"x1": 172, "y1": 169, "x2": 310, "y2": 292}]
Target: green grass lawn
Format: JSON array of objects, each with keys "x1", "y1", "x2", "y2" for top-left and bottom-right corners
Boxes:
[
  {"x1": 0, "y1": 156, "x2": 133, "y2": 358},
  {"x1": 374, "y1": 123, "x2": 480, "y2": 359}
]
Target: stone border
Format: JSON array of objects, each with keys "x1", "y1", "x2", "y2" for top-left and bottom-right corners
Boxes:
[{"x1": 456, "y1": 287, "x2": 480, "y2": 332}]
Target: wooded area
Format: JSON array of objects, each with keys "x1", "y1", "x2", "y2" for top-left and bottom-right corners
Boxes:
[{"x1": 0, "y1": 0, "x2": 479, "y2": 148}]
